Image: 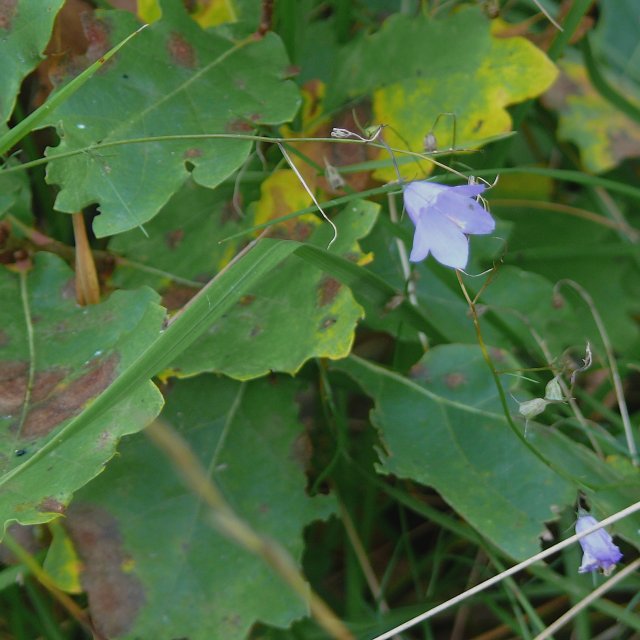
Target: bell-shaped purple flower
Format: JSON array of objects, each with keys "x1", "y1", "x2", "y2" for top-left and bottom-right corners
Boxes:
[
  {"x1": 403, "y1": 180, "x2": 495, "y2": 269},
  {"x1": 575, "y1": 513, "x2": 623, "y2": 576}
]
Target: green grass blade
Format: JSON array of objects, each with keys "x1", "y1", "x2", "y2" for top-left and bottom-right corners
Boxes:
[{"x1": 1, "y1": 238, "x2": 297, "y2": 492}]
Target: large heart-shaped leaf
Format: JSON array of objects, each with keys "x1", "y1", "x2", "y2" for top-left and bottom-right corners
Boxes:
[
  {"x1": 329, "y1": 6, "x2": 557, "y2": 181},
  {"x1": 0, "y1": 252, "x2": 165, "y2": 529},
  {"x1": 61, "y1": 375, "x2": 335, "y2": 639},
  {"x1": 334, "y1": 347, "x2": 575, "y2": 559},
  {"x1": 42, "y1": 0, "x2": 300, "y2": 237}
]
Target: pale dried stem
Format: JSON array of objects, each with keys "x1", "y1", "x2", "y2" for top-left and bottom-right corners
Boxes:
[
  {"x1": 278, "y1": 143, "x2": 338, "y2": 249},
  {"x1": 533, "y1": 557, "x2": 640, "y2": 640},
  {"x1": 72, "y1": 212, "x2": 100, "y2": 305},
  {"x1": 371, "y1": 500, "x2": 640, "y2": 640},
  {"x1": 145, "y1": 419, "x2": 354, "y2": 640},
  {"x1": 338, "y1": 496, "x2": 402, "y2": 635},
  {"x1": 2, "y1": 531, "x2": 102, "y2": 639}
]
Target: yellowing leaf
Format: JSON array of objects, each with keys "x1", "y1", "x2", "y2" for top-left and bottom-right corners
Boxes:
[
  {"x1": 330, "y1": 8, "x2": 557, "y2": 182},
  {"x1": 192, "y1": 0, "x2": 237, "y2": 28},
  {"x1": 372, "y1": 27, "x2": 557, "y2": 181},
  {"x1": 43, "y1": 520, "x2": 82, "y2": 594},
  {"x1": 137, "y1": 0, "x2": 162, "y2": 24},
  {"x1": 137, "y1": 0, "x2": 237, "y2": 26},
  {"x1": 253, "y1": 84, "x2": 329, "y2": 240},
  {"x1": 253, "y1": 170, "x2": 317, "y2": 240},
  {"x1": 543, "y1": 60, "x2": 640, "y2": 173}
]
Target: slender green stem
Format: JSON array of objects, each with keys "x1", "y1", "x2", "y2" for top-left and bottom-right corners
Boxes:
[
  {"x1": 554, "y1": 280, "x2": 639, "y2": 466},
  {"x1": 455, "y1": 271, "x2": 586, "y2": 487},
  {"x1": 17, "y1": 270, "x2": 35, "y2": 439}
]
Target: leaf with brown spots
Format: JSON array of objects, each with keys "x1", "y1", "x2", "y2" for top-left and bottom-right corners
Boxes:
[
  {"x1": 0, "y1": 0, "x2": 66, "y2": 123},
  {"x1": 170, "y1": 200, "x2": 378, "y2": 380},
  {"x1": 67, "y1": 375, "x2": 334, "y2": 639},
  {"x1": 0, "y1": 252, "x2": 165, "y2": 530},
  {"x1": 333, "y1": 346, "x2": 575, "y2": 560},
  {"x1": 42, "y1": 0, "x2": 300, "y2": 237}
]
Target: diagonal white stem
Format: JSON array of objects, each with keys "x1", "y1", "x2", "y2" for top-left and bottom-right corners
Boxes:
[
  {"x1": 371, "y1": 500, "x2": 640, "y2": 640},
  {"x1": 278, "y1": 143, "x2": 338, "y2": 249},
  {"x1": 533, "y1": 557, "x2": 640, "y2": 640}
]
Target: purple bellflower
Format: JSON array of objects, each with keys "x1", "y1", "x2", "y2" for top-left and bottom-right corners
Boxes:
[
  {"x1": 575, "y1": 513, "x2": 623, "y2": 576},
  {"x1": 403, "y1": 180, "x2": 495, "y2": 269}
]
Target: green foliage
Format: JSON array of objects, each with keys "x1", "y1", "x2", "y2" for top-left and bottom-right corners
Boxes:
[
  {"x1": 334, "y1": 348, "x2": 574, "y2": 559},
  {"x1": 1, "y1": 1, "x2": 640, "y2": 638},
  {"x1": 42, "y1": 0, "x2": 300, "y2": 237},
  {"x1": 65, "y1": 375, "x2": 334, "y2": 639},
  {"x1": 0, "y1": 253, "x2": 165, "y2": 529},
  {"x1": 172, "y1": 201, "x2": 377, "y2": 379}
]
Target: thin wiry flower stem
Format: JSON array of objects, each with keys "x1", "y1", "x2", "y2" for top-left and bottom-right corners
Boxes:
[
  {"x1": 456, "y1": 272, "x2": 529, "y2": 435},
  {"x1": 456, "y1": 273, "x2": 587, "y2": 486},
  {"x1": 533, "y1": 557, "x2": 640, "y2": 640},
  {"x1": 278, "y1": 142, "x2": 338, "y2": 248},
  {"x1": 1, "y1": 133, "x2": 467, "y2": 177},
  {"x1": 555, "y1": 280, "x2": 639, "y2": 466},
  {"x1": 522, "y1": 318, "x2": 603, "y2": 458},
  {"x1": 371, "y1": 500, "x2": 640, "y2": 640}
]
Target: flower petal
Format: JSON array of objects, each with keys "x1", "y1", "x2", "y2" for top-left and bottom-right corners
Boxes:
[
  {"x1": 408, "y1": 214, "x2": 433, "y2": 262},
  {"x1": 448, "y1": 183, "x2": 486, "y2": 197},
  {"x1": 403, "y1": 181, "x2": 448, "y2": 225},
  {"x1": 410, "y1": 209, "x2": 469, "y2": 268},
  {"x1": 435, "y1": 191, "x2": 495, "y2": 234},
  {"x1": 575, "y1": 514, "x2": 623, "y2": 574}
]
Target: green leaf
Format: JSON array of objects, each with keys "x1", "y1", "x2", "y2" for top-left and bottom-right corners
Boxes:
[
  {"x1": 333, "y1": 348, "x2": 575, "y2": 559},
  {"x1": 593, "y1": 0, "x2": 640, "y2": 87},
  {"x1": 108, "y1": 179, "x2": 246, "y2": 293},
  {"x1": 62, "y1": 375, "x2": 335, "y2": 640},
  {"x1": 0, "y1": 253, "x2": 165, "y2": 528},
  {"x1": 528, "y1": 424, "x2": 640, "y2": 547},
  {"x1": 110, "y1": 182, "x2": 432, "y2": 339},
  {"x1": 328, "y1": 6, "x2": 558, "y2": 181},
  {"x1": 0, "y1": 0, "x2": 65, "y2": 125},
  {"x1": 0, "y1": 164, "x2": 32, "y2": 224},
  {"x1": 0, "y1": 20, "x2": 148, "y2": 157},
  {"x1": 0, "y1": 239, "x2": 303, "y2": 533},
  {"x1": 42, "y1": 1, "x2": 300, "y2": 237},
  {"x1": 170, "y1": 201, "x2": 379, "y2": 380}
]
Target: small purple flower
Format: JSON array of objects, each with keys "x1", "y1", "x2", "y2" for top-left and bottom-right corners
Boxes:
[
  {"x1": 403, "y1": 180, "x2": 495, "y2": 269},
  {"x1": 575, "y1": 513, "x2": 623, "y2": 576}
]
